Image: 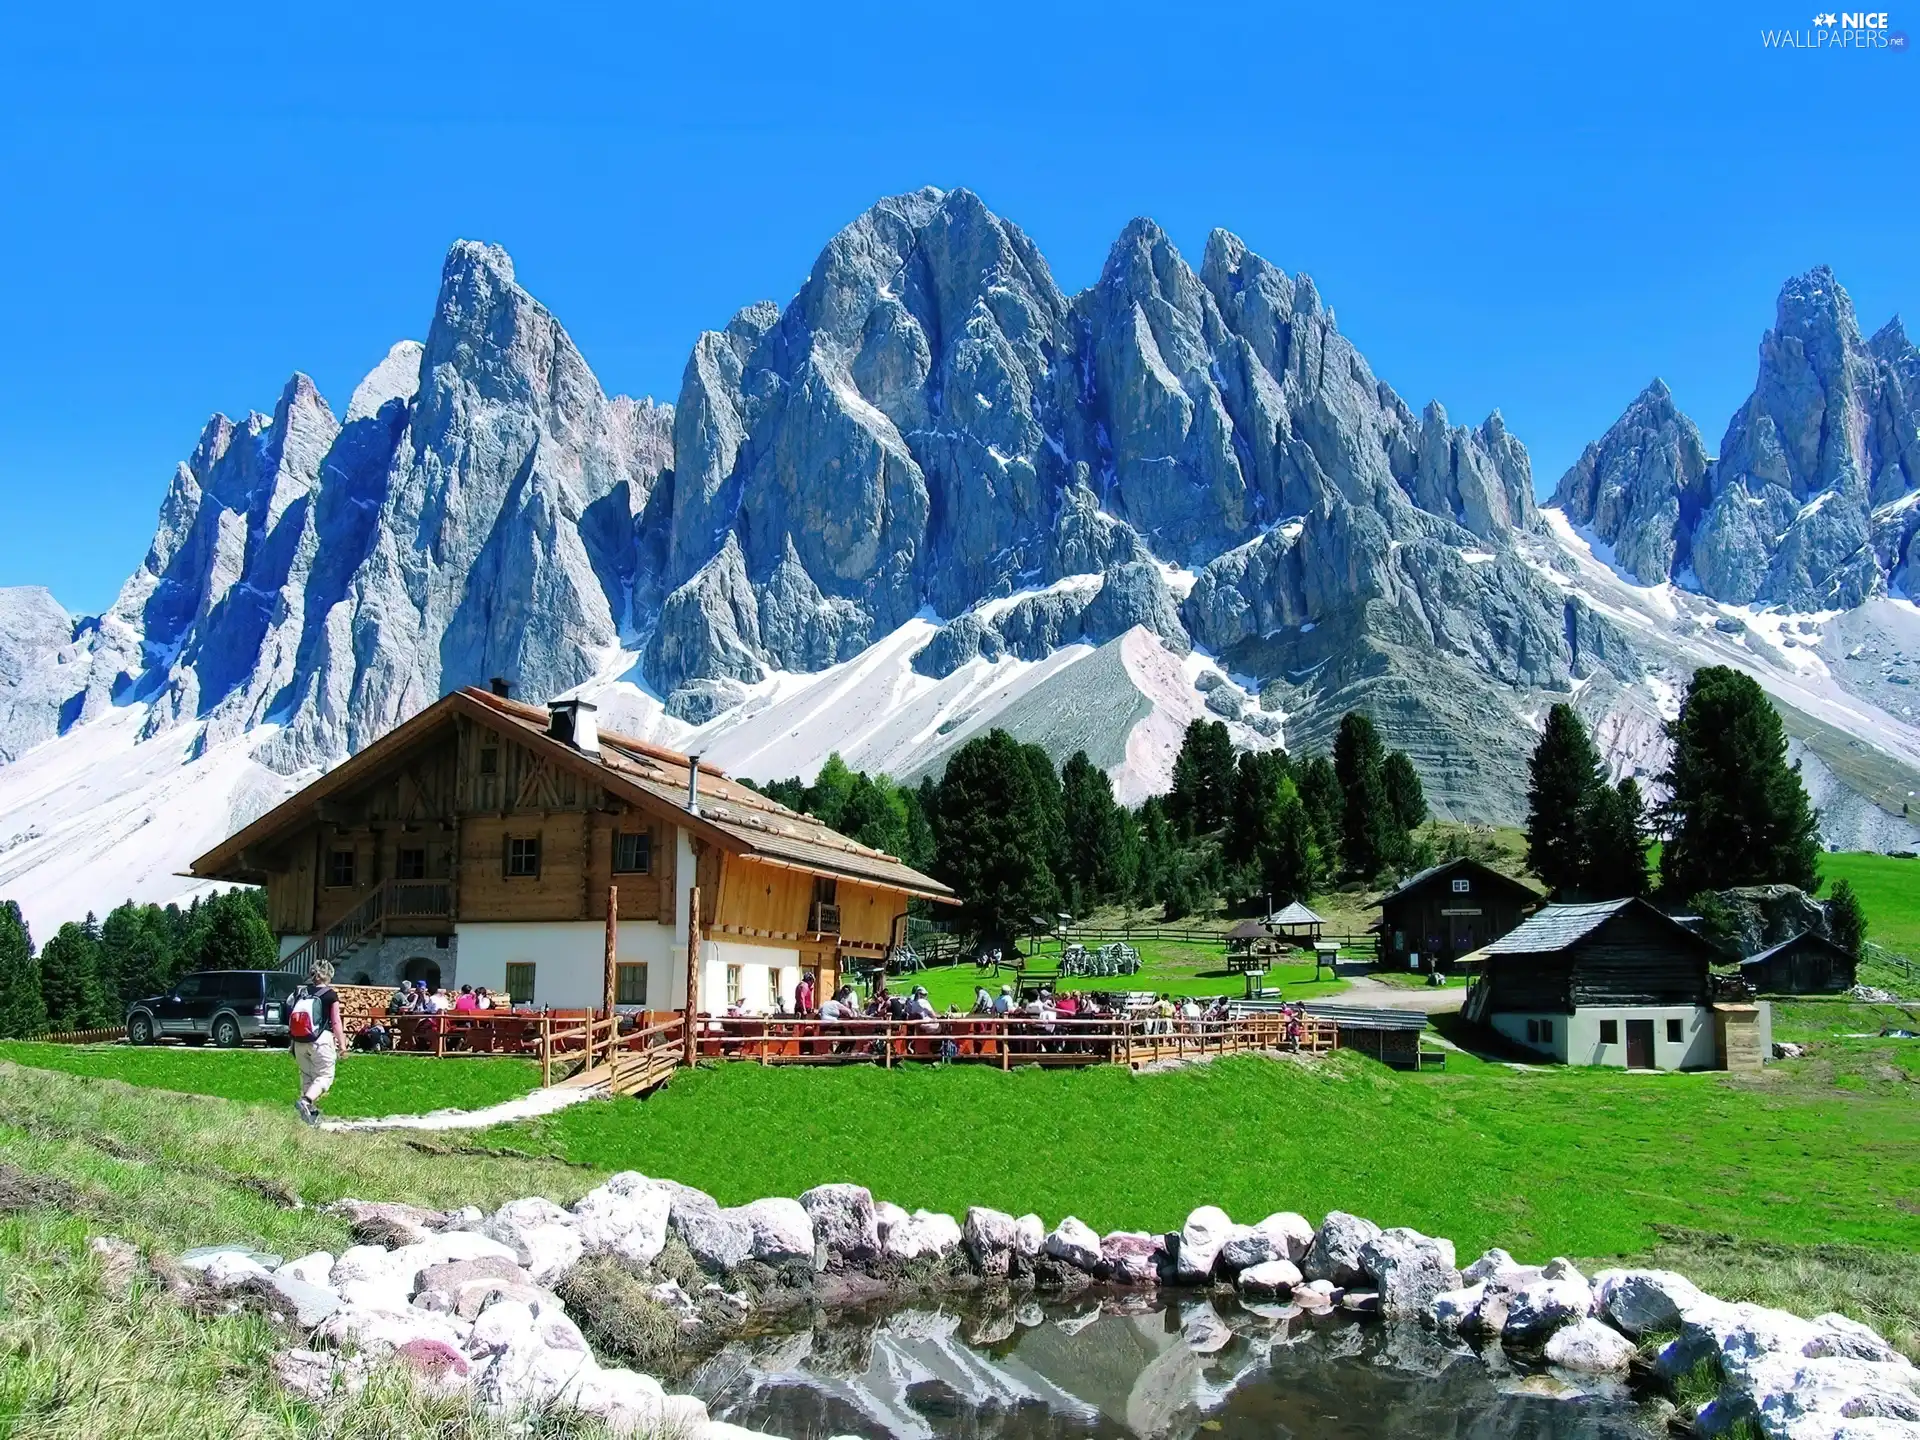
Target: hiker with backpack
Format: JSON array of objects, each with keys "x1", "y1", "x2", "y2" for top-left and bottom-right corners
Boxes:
[{"x1": 287, "y1": 960, "x2": 345, "y2": 1124}]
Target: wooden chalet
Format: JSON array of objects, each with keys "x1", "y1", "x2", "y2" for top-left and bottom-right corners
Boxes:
[
  {"x1": 1376, "y1": 858, "x2": 1539, "y2": 972},
  {"x1": 189, "y1": 687, "x2": 954, "y2": 1015},
  {"x1": 1739, "y1": 930, "x2": 1857, "y2": 995},
  {"x1": 1462, "y1": 897, "x2": 1768, "y2": 1071}
]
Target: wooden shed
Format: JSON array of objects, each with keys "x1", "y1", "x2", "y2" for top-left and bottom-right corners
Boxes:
[
  {"x1": 1738, "y1": 930, "x2": 1857, "y2": 995},
  {"x1": 1462, "y1": 897, "x2": 1761, "y2": 1070},
  {"x1": 1376, "y1": 859, "x2": 1540, "y2": 972}
]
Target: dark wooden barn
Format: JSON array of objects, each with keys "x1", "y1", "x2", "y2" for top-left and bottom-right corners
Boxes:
[
  {"x1": 1739, "y1": 930, "x2": 1857, "y2": 995},
  {"x1": 1376, "y1": 859, "x2": 1540, "y2": 972}
]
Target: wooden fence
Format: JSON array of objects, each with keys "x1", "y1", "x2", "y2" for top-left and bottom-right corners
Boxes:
[{"x1": 32, "y1": 1025, "x2": 126, "y2": 1045}]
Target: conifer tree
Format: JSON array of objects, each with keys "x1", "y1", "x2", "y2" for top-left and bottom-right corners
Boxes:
[
  {"x1": 0, "y1": 900, "x2": 46, "y2": 1039},
  {"x1": 1382, "y1": 751, "x2": 1427, "y2": 838},
  {"x1": 1333, "y1": 712, "x2": 1396, "y2": 878},
  {"x1": 1526, "y1": 703, "x2": 1605, "y2": 897},
  {"x1": 931, "y1": 730, "x2": 1060, "y2": 956},
  {"x1": 1061, "y1": 751, "x2": 1131, "y2": 910},
  {"x1": 1582, "y1": 777, "x2": 1651, "y2": 898},
  {"x1": 38, "y1": 916, "x2": 111, "y2": 1032},
  {"x1": 185, "y1": 891, "x2": 276, "y2": 975},
  {"x1": 1296, "y1": 755, "x2": 1344, "y2": 868},
  {"x1": 1256, "y1": 775, "x2": 1322, "y2": 904},
  {"x1": 1021, "y1": 744, "x2": 1068, "y2": 895},
  {"x1": 1826, "y1": 878, "x2": 1867, "y2": 958},
  {"x1": 1167, "y1": 719, "x2": 1235, "y2": 836},
  {"x1": 1657, "y1": 667, "x2": 1820, "y2": 896}
]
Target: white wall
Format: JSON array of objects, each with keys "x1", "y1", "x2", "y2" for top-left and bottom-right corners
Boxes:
[
  {"x1": 454, "y1": 921, "x2": 676, "y2": 1010},
  {"x1": 1490, "y1": 1012, "x2": 1569, "y2": 1063},
  {"x1": 1494, "y1": 1005, "x2": 1725, "y2": 1070},
  {"x1": 1568, "y1": 1005, "x2": 1718, "y2": 1070},
  {"x1": 704, "y1": 939, "x2": 800, "y2": 1014}
]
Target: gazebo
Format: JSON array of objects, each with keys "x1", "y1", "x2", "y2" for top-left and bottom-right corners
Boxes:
[{"x1": 1266, "y1": 901, "x2": 1326, "y2": 948}]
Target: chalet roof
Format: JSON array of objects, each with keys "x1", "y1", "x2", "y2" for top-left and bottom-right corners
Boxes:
[
  {"x1": 1267, "y1": 901, "x2": 1324, "y2": 927},
  {"x1": 1481, "y1": 898, "x2": 1637, "y2": 954},
  {"x1": 190, "y1": 687, "x2": 955, "y2": 902},
  {"x1": 1376, "y1": 857, "x2": 1541, "y2": 908},
  {"x1": 1482, "y1": 896, "x2": 1716, "y2": 960},
  {"x1": 1740, "y1": 930, "x2": 1854, "y2": 967}
]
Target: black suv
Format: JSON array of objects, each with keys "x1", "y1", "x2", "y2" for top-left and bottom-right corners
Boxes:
[{"x1": 126, "y1": 970, "x2": 307, "y2": 1048}]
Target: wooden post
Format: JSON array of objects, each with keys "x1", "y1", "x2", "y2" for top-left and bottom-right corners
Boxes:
[
  {"x1": 604, "y1": 884, "x2": 619, "y2": 1020},
  {"x1": 683, "y1": 881, "x2": 701, "y2": 1068}
]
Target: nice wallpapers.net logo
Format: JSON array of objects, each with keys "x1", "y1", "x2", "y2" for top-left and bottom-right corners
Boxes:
[{"x1": 1761, "y1": 10, "x2": 1909, "y2": 47}]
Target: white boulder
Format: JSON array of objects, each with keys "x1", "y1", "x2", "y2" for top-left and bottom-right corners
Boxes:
[
  {"x1": 1502, "y1": 1271, "x2": 1593, "y2": 1343},
  {"x1": 1589, "y1": 1267, "x2": 1705, "y2": 1338},
  {"x1": 799, "y1": 1183, "x2": 879, "y2": 1264},
  {"x1": 741, "y1": 1198, "x2": 814, "y2": 1266},
  {"x1": 881, "y1": 1208, "x2": 962, "y2": 1264},
  {"x1": 1429, "y1": 1282, "x2": 1486, "y2": 1335},
  {"x1": 1236, "y1": 1259, "x2": 1303, "y2": 1297},
  {"x1": 1099, "y1": 1231, "x2": 1166, "y2": 1286},
  {"x1": 1359, "y1": 1227, "x2": 1461, "y2": 1316},
  {"x1": 1302, "y1": 1211, "x2": 1379, "y2": 1287},
  {"x1": 1043, "y1": 1217, "x2": 1102, "y2": 1271},
  {"x1": 276, "y1": 1252, "x2": 336, "y2": 1288},
  {"x1": 964, "y1": 1207, "x2": 1021, "y2": 1277},
  {"x1": 1176, "y1": 1205, "x2": 1234, "y2": 1283},
  {"x1": 1220, "y1": 1212, "x2": 1314, "y2": 1271},
  {"x1": 317, "y1": 1303, "x2": 468, "y2": 1358},
  {"x1": 572, "y1": 1173, "x2": 673, "y2": 1268},
  {"x1": 1543, "y1": 1318, "x2": 1637, "y2": 1373}
]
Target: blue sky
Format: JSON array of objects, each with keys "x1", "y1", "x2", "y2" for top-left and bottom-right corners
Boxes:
[{"x1": 1, "y1": 1, "x2": 1912, "y2": 616}]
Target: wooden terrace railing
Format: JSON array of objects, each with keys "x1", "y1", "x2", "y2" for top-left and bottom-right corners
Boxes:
[{"x1": 683, "y1": 1012, "x2": 1337, "y2": 1070}]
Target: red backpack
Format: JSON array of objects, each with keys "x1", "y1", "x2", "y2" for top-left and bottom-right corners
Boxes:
[{"x1": 288, "y1": 987, "x2": 324, "y2": 1041}]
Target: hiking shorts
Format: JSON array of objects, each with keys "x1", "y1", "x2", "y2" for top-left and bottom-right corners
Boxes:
[{"x1": 295, "y1": 1034, "x2": 337, "y2": 1103}]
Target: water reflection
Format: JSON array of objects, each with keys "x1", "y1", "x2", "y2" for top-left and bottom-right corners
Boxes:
[{"x1": 685, "y1": 1294, "x2": 1660, "y2": 1440}]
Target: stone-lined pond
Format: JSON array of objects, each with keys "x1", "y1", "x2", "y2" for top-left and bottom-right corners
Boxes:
[{"x1": 674, "y1": 1293, "x2": 1666, "y2": 1439}]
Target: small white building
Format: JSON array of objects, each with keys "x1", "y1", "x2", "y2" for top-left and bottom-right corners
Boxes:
[{"x1": 1462, "y1": 898, "x2": 1768, "y2": 1072}]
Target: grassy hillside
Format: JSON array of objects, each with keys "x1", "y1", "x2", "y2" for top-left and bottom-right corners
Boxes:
[{"x1": 1821, "y1": 851, "x2": 1920, "y2": 956}]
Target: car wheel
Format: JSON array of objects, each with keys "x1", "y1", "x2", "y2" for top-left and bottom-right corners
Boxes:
[
  {"x1": 211, "y1": 1015, "x2": 242, "y2": 1049},
  {"x1": 128, "y1": 1013, "x2": 155, "y2": 1045}
]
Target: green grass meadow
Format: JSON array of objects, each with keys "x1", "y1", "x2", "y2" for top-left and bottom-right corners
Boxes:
[
  {"x1": 1821, "y1": 851, "x2": 1920, "y2": 956},
  {"x1": 0, "y1": 1043, "x2": 537, "y2": 1119}
]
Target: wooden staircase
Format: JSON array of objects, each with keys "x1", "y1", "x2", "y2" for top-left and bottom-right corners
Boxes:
[{"x1": 283, "y1": 879, "x2": 454, "y2": 979}]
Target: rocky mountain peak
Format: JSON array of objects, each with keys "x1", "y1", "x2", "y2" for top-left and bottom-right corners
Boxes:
[{"x1": 1557, "y1": 265, "x2": 1919, "y2": 608}]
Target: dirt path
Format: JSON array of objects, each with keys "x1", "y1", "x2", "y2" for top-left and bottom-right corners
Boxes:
[{"x1": 1331, "y1": 962, "x2": 1468, "y2": 1014}]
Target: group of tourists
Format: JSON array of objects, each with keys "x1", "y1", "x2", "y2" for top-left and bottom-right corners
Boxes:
[{"x1": 384, "y1": 980, "x2": 506, "y2": 1016}]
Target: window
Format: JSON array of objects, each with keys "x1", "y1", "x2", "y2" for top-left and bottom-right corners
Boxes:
[
  {"x1": 1451, "y1": 877, "x2": 1471, "y2": 893},
  {"x1": 726, "y1": 965, "x2": 744, "y2": 1007},
  {"x1": 1666, "y1": 1017, "x2": 1684, "y2": 1044},
  {"x1": 1599, "y1": 1019, "x2": 1619, "y2": 1045},
  {"x1": 479, "y1": 746, "x2": 499, "y2": 776},
  {"x1": 613, "y1": 830, "x2": 652, "y2": 874},
  {"x1": 173, "y1": 975, "x2": 203, "y2": 999},
  {"x1": 616, "y1": 963, "x2": 649, "y2": 1007},
  {"x1": 397, "y1": 847, "x2": 427, "y2": 881},
  {"x1": 506, "y1": 835, "x2": 541, "y2": 878},
  {"x1": 503, "y1": 963, "x2": 536, "y2": 1004},
  {"x1": 1525, "y1": 1019, "x2": 1539, "y2": 1044},
  {"x1": 811, "y1": 876, "x2": 838, "y2": 906},
  {"x1": 1540, "y1": 1018, "x2": 1554, "y2": 1043},
  {"x1": 326, "y1": 849, "x2": 356, "y2": 888}
]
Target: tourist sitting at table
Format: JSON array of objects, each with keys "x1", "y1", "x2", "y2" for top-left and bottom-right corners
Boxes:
[
  {"x1": 387, "y1": 982, "x2": 415, "y2": 1016},
  {"x1": 475, "y1": 987, "x2": 495, "y2": 1010},
  {"x1": 971, "y1": 985, "x2": 993, "y2": 1015},
  {"x1": 906, "y1": 985, "x2": 936, "y2": 1021},
  {"x1": 454, "y1": 985, "x2": 479, "y2": 1014},
  {"x1": 992, "y1": 985, "x2": 1014, "y2": 1016},
  {"x1": 1055, "y1": 991, "x2": 1079, "y2": 1019}
]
